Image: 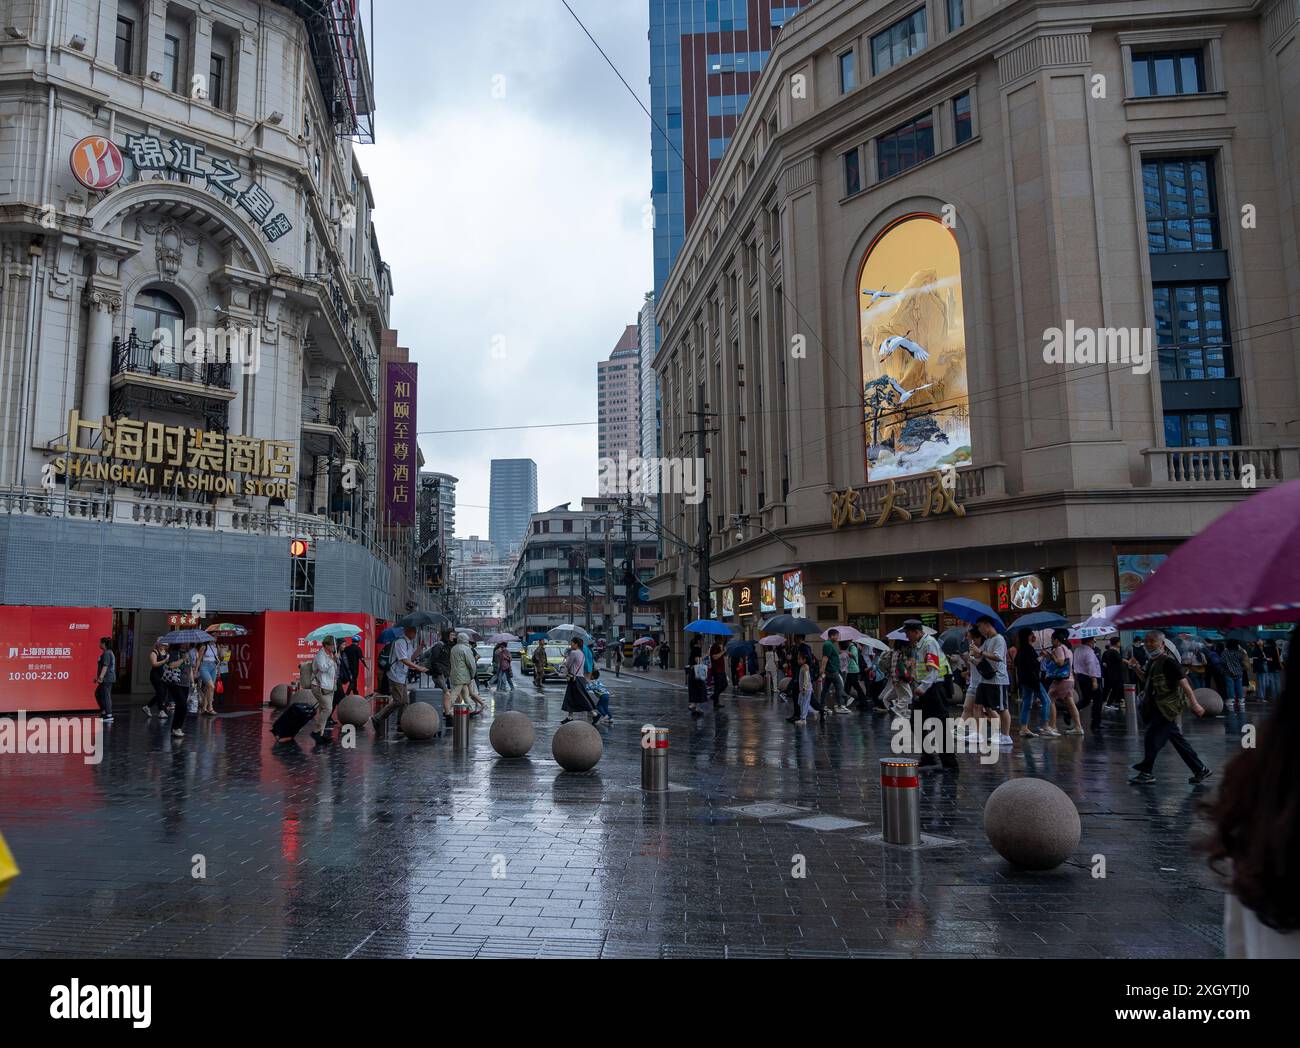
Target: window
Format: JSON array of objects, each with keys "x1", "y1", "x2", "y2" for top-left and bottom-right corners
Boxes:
[
  {"x1": 871, "y1": 8, "x2": 927, "y2": 76},
  {"x1": 839, "y1": 49, "x2": 856, "y2": 93},
  {"x1": 1164, "y1": 411, "x2": 1235, "y2": 447},
  {"x1": 115, "y1": 16, "x2": 135, "y2": 74},
  {"x1": 876, "y1": 111, "x2": 935, "y2": 180},
  {"x1": 163, "y1": 34, "x2": 181, "y2": 93},
  {"x1": 948, "y1": 0, "x2": 965, "y2": 31},
  {"x1": 954, "y1": 91, "x2": 973, "y2": 144},
  {"x1": 1142, "y1": 156, "x2": 1219, "y2": 252},
  {"x1": 133, "y1": 290, "x2": 186, "y2": 380},
  {"x1": 1132, "y1": 48, "x2": 1205, "y2": 97},
  {"x1": 1154, "y1": 284, "x2": 1230, "y2": 381},
  {"x1": 843, "y1": 148, "x2": 861, "y2": 195},
  {"x1": 209, "y1": 53, "x2": 226, "y2": 109}
]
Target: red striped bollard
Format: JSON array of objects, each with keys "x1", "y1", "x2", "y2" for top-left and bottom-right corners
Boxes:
[
  {"x1": 641, "y1": 725, "x2": 669, "y2": 792},
  {"x1": 879, "y1": 756, "x2": 921, "y2": 845}
]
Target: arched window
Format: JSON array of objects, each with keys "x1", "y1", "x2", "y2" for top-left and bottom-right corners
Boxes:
[
  {"x1": 858, "y1": 214, "x2": 971, "y2": 481},
  {"x1": 133, "y1": 289, "x2": 186, "y2": 378}
]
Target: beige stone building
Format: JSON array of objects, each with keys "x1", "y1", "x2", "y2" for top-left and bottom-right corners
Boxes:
[{"x1": 650, "y1": 0, "x2": 1300, "y2": 647}]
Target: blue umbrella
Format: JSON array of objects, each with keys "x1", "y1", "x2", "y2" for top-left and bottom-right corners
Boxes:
[
  {"x1": 306, "y1": 623, "x2": 364, "y2": 642},
  {"x1": 1006, "y1": 612, "x2": 1069, "y2": 635},
  {"x1": 379, "y1": 626, "x2": 403, "y2": 644},
  {"x1": 942, "y1": 598, "x2": 1005, "y2": 632},
  {"x1": 686, "y1": 619, "x2": 733, "y2": 636}
]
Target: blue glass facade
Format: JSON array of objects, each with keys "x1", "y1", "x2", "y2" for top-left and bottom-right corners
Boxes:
[{"x1": 649, "y1": 0, "x2": 813, "y2": 299}]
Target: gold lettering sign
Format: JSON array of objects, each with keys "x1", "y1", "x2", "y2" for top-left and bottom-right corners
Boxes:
[
  {"x1": 830, "y1": 470, "x2": 965, "y2": 531},
  {"x1": 51, "y1": 411, "x2": 298, "y2": 500}
]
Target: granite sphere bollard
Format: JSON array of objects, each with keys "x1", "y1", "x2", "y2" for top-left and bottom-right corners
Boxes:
[
  {"x1": 1195, "y1": 688, "x2": 1224, "y2": 717},
  {"x1": 552, "y1": 720, "x2": 603, "y2": 772},
  {"x1": 490, "y1": 711, "x2": 536, "y2": 758},
  {"x1": 778, "y1": 676, "x2": 792, "y2": 692},
  {"x1": 983, "y1": 778, "x2": 1081, "y2": 871},
  {"x1": 269, "y1": 684, "x2": 290, "y2": 709},
  {"x1": 400, "y1": 702, "x2": 442, "y2": 741},
  {"x1": 739, "y1": 675, "x2": 765, "y2": 694},
  {"x1": 336, "y1": 694, "x2": 372, "y2": 727}
]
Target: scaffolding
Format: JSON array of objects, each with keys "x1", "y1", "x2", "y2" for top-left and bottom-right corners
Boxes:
[{"x1": 276, "y1": 0, "x2": 376, "y2": 143}]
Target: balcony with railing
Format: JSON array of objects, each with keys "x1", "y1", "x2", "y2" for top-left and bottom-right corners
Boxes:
[
  {"x1": 1144, "y1": 446, "x2": 1300, "y2": 486},
  {"x1": 112, "y1": 331, "x2": 233, "y2": 391}
]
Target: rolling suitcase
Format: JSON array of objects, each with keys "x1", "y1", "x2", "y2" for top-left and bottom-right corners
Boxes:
[{"x1": 271, "y1": 701, "x2": 318, "y2": 741}]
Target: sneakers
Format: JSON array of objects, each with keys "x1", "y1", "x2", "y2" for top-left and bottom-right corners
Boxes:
[
  {"x1": 998, "y1": 734, "x2": 1015, "y2": 746},
  {"x1": 835, "y1": 705, "x2": 851, "y2": 714},
  {"x1": 1064, "y1": 726, "x2": 1085, "y2": 736},
  {"x1": 101, "y1": 714, "x2": 114, "y2": 724},
  {"x1": 1129, "y1": 772, "x2": 1156, "y2": 785},
  {"x1": 1039, "y1": 727, "x2": 1062, "y2": 737},
  {"x1": 171, "y1": 729, "x2": 185, "y2": 739},
  {"x1": 1019, "y1": 729, "x2": 1037, "y2": 738},
  {"x1": 794, "y1": 718, "x2": 806, "y2": 727},
  {"x1": 310, "y1": 731, "x2": 332, "y2": 745},
  {"x1": 1189, "y1": 767, "x2": 1214, "y2": 785}
]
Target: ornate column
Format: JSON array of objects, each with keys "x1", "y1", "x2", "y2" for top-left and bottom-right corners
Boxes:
[{"x1": 81, "y1": 286, "x2": 122, "y2": 422}]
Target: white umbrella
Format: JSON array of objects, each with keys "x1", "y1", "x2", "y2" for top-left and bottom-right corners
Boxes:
[
  {"x1": 1069, "y1": 623, "x2": 1118, "y2": 640},
  {"x1": 822, "y1": 625, "x2": 866, "y2": 642},
  {"x1": 887, "y1": 626, "x2": 937, "y2": 641},
  {"x1": 855, "y1": 637, "x2": 890, "y2": 652}
]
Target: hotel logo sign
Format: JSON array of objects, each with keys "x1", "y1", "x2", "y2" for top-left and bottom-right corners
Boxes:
[
  {"x1": 52, "y1": 411, "x2": 297, "y2": 499},
  {"x1": 122, "y1": 133, "x2": 294, "y2": 244},
  {"x1": 70, "y1": 136, "x2": 125, "y2": 191}
]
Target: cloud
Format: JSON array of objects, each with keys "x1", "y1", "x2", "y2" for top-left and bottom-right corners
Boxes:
[{"x1": 358, "y1": 0, "x2": 652, "y2": 537}]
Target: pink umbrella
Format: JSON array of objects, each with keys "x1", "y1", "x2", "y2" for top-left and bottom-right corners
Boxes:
[
  {"x1": 758, "y1": 635, "x2": 786, "y2": 647},
  {"x1": 633, "y1": 637, "x2": 655, "y2": 647},
  {"x1": 1115, "y1": 479, "x2": 1300, "y2": 628}
]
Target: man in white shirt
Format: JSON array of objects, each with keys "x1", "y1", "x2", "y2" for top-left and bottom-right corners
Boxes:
[
  {"x1": 372, "y1": 626, "x2": 424, "y2": 731},
  {"x1": 310, "y1": 636, "x2": 340, "y2": 743},
  {"x1": 972, "y1": 616, "x2": 1014, "y2": 746}
]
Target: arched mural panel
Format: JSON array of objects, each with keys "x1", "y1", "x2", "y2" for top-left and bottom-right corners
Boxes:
[{"x1": 858, "y1": 213, "x2": 971, "y2": 481}]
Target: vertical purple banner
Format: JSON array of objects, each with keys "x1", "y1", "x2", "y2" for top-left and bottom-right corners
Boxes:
[{"x1": 383, "y1": 362, "x2": 418, "y2": 526}]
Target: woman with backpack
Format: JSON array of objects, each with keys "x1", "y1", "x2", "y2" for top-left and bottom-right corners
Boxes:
[
  {"x1": 1044, "y1": 628, "x2": 1085, "y2": 735},
  {"x1": 162, "y1": 643, "x2": 194, "y2": 739}
]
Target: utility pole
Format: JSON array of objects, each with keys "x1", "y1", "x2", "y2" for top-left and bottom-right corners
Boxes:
[
  {"x1": 686, "y1": 406, "x2": 719, "y2": 622},
  {"x1": 582, "y1": 523, "x2": 592, "y2": 634},
  {"x1": 623, "y1": 491, "x2": 635, "y2": 642},
  {"x1": 603, "y1": 517, "x2": 615, "y2": 641}
]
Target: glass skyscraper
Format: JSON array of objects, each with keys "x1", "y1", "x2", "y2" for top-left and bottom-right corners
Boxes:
[
  {"x1": 650, "y1": 1, "x2": 811, "y2": 297},
  {"x1": 489, "y1": 459, "x2": 539, "y2": 559}
]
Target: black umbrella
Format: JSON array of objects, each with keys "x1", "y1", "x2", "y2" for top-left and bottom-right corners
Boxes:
[
  {"x1": 397, "y1": 611, "x2": 451, "y2": 630},
  {"x1": 761, "y1": 615, "x2": 821, "y2": 636},
  {"x1": 938, "y1": 628, "x2": 969, "y2": 656},
  {"x1": 725, "y1": 640, "x2": 756, "y2": 657}
]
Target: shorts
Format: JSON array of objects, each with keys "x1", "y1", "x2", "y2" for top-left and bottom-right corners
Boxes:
[
  {"x1": 199, "y1": 663, "x2": 218, "y2": 685},
  {"x1": 976, "y1": 682, "x2": 1007, "y2": 712}
]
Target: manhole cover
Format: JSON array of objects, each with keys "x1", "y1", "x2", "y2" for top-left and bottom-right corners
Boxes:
[
  {"x1": 787, "y1": 815, "x2": 870, "y2": 832},
  {"x1": 723, "y1": 803, "x2": 811, "y2": 819},
  {"x1": 859, "y1": 832, "x2": 962, "y2": 850}
]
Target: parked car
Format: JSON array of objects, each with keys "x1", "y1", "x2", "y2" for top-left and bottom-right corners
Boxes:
[{"x1": 478, "y1": 641, "x2": 525, "y2": 681}]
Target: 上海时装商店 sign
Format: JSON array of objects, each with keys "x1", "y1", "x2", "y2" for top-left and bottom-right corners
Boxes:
[{"x1": 51, "y1": 410, "x2": 297, "y2": 499}]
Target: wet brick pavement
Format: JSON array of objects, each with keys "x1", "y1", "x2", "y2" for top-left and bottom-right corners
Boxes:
[{"x1": 0, "y1": 677, "x2": 1244, "y2": 959}]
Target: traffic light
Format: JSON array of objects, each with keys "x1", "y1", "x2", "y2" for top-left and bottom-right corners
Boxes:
[{"x1": 290, "y1": 539, "x2": 310, "y2": 558}]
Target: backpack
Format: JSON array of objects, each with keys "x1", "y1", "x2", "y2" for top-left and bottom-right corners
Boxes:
[{"x1": 378, "y1": 643, "x2": 392, "y2": 671}]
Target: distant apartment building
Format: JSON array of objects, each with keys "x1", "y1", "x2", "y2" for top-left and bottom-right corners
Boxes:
[{"x1": 597, "y1": 325, "x2": 642, "y2": 491}]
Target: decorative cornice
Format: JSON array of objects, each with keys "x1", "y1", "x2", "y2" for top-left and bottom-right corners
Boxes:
[
  {"x1": 996, "y1": 29, "x2": 1091, "y2": 88},
  {"x1": 82, "y1": 286, "x2": 123, "y2": 313}
]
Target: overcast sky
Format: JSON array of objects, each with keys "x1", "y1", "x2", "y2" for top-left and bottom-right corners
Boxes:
[{"x1": 357, "y1": 0, "x2": 652, "y2": 539}]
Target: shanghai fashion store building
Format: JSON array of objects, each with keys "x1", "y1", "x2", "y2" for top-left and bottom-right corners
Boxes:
[
  {"x1": 0, "y1": 1, "x2": 417, "y2": 705},
  {"x1": 650, "y1": 0, "x2": 1300, "y2": 650}
]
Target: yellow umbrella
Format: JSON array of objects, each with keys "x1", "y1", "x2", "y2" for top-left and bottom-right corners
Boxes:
[{"x1": 0, "y1": 831, "x2": 17, "y2": 901}]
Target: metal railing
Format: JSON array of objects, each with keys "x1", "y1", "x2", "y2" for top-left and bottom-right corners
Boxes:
[
  {"x1": 301, "y1": 392, "x2": 348, "y2": 430},
  {"x1": 113, "y1": 331, "x2": 232, "y2": 389}
]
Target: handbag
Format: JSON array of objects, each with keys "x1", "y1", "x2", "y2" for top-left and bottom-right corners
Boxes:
[
  {"x1": 1041, "y1": 652, "x2": 1070, "y2": 681},
  {"x1": 693, "y1": 662, "x2": 709, "y2": 682},
  {"x1": 215, "y1": 676, "x2": 225, "y2": 696},
  {"x1": 187, "y1": 686, "x2": 200, "y2": 714},
  {"x1": 976, "y1": 657, "x2": 996, "y2": 680}
]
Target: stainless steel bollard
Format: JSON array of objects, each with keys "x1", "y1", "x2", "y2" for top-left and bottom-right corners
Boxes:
[
  {"x1": 879, "y1": 757, "x2": 921, "y2": 846},
  {"x1": 452, "y1": 701, "x2": 470, "y2": 749},
  {"x1": 641, "y1": 726, "x2": 669, "y2": 792},
  {"x1": 1124, "y1": 684, "x2": 1139, "y2": 733}
]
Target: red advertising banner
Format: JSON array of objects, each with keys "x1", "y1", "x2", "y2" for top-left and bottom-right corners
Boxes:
[
  {"x1": 261, "y1": 611, "x2": 376, "y2": 700},
  {"x1": 382, "y1": 362, "x2": 418, "y2": 526},
  {"x1": 0, "y1": 606, "x2": 114, "y2": 714}
]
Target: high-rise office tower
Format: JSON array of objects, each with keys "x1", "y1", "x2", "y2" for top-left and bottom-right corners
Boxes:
[
  {"x1": 638, "y1": 293, "x2": 659, "y2": 463},
  {"x1": 649, "y1": 1, "x2": 812, "y2": 297},
  {"x1": 489, "y1": 459, "x2": 538, "y2": 559},
  {"x1": 598, "y1": 325, "x2": 642, "y2": 486}
]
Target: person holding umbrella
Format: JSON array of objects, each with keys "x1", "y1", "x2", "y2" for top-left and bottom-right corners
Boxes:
[
  {"x1": 309, "y1": 636, "x2": 340, "y2": 744},
  {"x1": 1128, "y1": 629, "x2": 1212, "y2": 786},
  {"x1": 372, "y1": 625, "x2": 425, "y2": 731}
]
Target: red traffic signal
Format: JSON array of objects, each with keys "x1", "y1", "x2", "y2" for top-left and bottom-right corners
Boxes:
[{"x1": 290, "y1": 539, "x2": 310, "y2": 558}]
